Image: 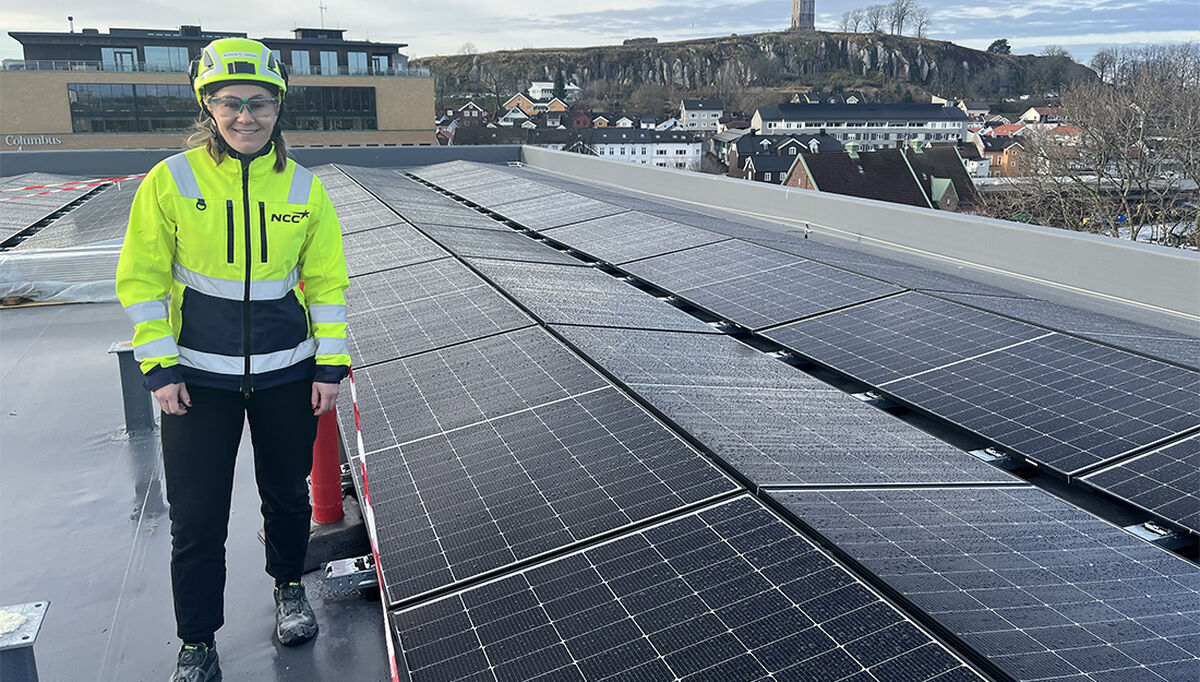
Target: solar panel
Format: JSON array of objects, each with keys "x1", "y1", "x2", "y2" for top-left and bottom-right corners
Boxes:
[
  {"x1": 339, "y1": 327, "x2": 608, "y2": 455},
  {"x1": 1082, "y1": 434, "x2": 1200, "y2": 535},
  {"x1": 13, "y1": 179, "x2": 141, "y2": 250},
  {"x1": 456, "y1": 180, "x2": 560, "y2": 208},
  {"x1": 622, "y1": 239, "x2": 799, "y2": 292},
  {"x1": 883, "y1": 333, "x2": 1200, "y2": 476},
  {"x1": 673, "y1": 260, "x2": 903, "y2": 330},
  {"x1": 390, "y1": 495, "x2": 985, "y2": 682},
  {"x1": 419, "y1": 224, "x2": 582, "y2": 265},
  {"x1": 346, "y1": 258, "x2": 533, "y2": 367},
  {"x1": 771, "y1": 486, "x2": 1200, "y2": 682},
  {"x1": 334, "y1": 198, "x2": 408, "y2": 235},
  {"x1": 405, "y1": 207, "x2": 511, "y2": 231},
  {"x1": 467, "y1": 258, "x2": 720, "y2": 334},
  {"x1": 342, "y1": 223, "x2": 448, "y2": 276},
  {"x1": 490, "y1": 193, "x2": 628, "y2": 231},
  {"x1": 763, "y1": 292, "x2": 1051, "y2": 385},
  {"x1": 540, "y1": 212, "x2": 731, "y2": 265},
  {"x1": 553, "y1": 324, "x2": 1015, "y2": 488},
  {"x1": 367, "y1": 387, "x2": 738, "y2": 605}
]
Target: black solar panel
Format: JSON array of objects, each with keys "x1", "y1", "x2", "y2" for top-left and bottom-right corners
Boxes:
[
  {"x1": 405, "y1": 207, "x2": 511, "y2": 231},
  {"x1": 339, "y1": 327, "x2": 608, "y2": 455},
  {"x1": 674, "y1": 260, "x2": 903, "y2": 330},
  {"x1": 345, "y1": 258, "x2": 533, "y2": 367},
  {"x1": 14, "y1": 179, "x2": 140, "y2": 250},
  {"x1": 771, "y1": 486, "x2": 1200, "y2": 682},
  {"x1": 342, "y1": 224, "x2": 448, "y2": 276},
  {"x1": 390, "y1": 495, "x2": 984, "y2": 682},
  {"x1": 491, "y1": 193, "x2": 628, "y2": 231},
  {"x1": 541, "y1": 212, "x2": 730, "y2": 265},
  {"x1": 335, "y1": 199, "x2": 408, "y2": 235},
  {"x1": 622, "y1": 239, "x2": 800, "y2": 291},
  {"x1": 468, "y1": 258, "x2": 720, "y2": 334},
  {"x1": 763, "y1": 293, "x2": 1051, "y2": 385},
  {"x1": 554, "y1": 325, "x2": 1015, "y2": 487},
  {"x1": 457, "y1": 180, "x2": 559, "y2": 208},
  {"x1": 883, "y1": 333, "x2": 1200, "y2": 476},
  {"x1": 419, "y1": 224, "x2": 582, "y2": 265},
  {"x1": 1082, "y1": 434, "x2": 1200, "y2": 534},
  {"x1": 367, "y1": 387, "x2": 738, "y2": 604}
]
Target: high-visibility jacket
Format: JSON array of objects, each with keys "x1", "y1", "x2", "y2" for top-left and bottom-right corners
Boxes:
[{"x1": 116, "y1": 145, "x2": 350, "y2": 394}]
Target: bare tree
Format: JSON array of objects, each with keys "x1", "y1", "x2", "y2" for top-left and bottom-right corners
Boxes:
[
  {"x1": 630, "y1": 82, "x2": 669, "y2": 115},
  {"x1": 1090, "y1": 48, "x2": 1117, "y2": 82},
  {"x1": 864, "y1": 4, "x2": 887, "y2": 33},
  {"x1": 1041, "y1": 45, "x2": 1072, "y2": 59},
  {"x1": 713, "y1": 63, "x2": 746, "y2": 113},
  {"x1": 887, "y1": 0, "x2": 916, "y2": 35},
  {"x1": 850, "y1": 8, "x2": 866, "y2": 31},
  {"x1": 912, "y1": 7, "x2": 930, "y2": 38},
  {"x1": 458, "y1": 42, "x2": 478, "y2": 55},
  {"x1": 976, "y1": 43, "x2": 1200, "y2": 248},
  {"x1": 840, "y1": 10, "x2": 854, "y2": 32}
]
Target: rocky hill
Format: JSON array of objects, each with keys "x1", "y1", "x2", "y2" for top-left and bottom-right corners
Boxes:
[{"x1": 415, "y1": 30, "x2": 1095, "y2": 111}]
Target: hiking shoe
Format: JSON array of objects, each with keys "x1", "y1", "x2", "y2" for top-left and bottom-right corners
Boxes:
[
  {"x1": 274, "y1": 581, "x2": 318, "y2": 646},
  {"x1": 169, "y1": 642, "x2": 219, "y2": 682}
]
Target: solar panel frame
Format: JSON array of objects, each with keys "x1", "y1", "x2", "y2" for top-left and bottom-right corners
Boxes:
[
  {"x1": 770, "y1": 486, "x2": 1200, "y2": 682},
  {"x1": 1081, "y1": 433, "x2": 1200, "y2": 535},
  {"x1": 390, "y1": 494, "x2": 985, "y2": 682},
  {"x1": 540, "y1": 212, "x2": 732, "y2": 265},
  {"x1": 467, "y1": 258, "x2": 721, "y2": 334},
  {"x1": 342, "y1": 223, "x2": 449, "y2": 276},
  {"x1": 762, "y1": 292, "x2": 1052, "y2": 385},
  {"x1": 881, "y1": 333, "x2": 1200, "y2": 476},
  {"x1": 366, "y1": 386, "x2": 740, "y2": 605},
  {"x1": 345, "y1": 258, "x2": 534, "y2": 367},
  {"x1": 338, "y1": 326, "x2": 610, "y2": 456},
  {"x1": 552, "y1": 324, "x2": 1017, "y2": 488}
]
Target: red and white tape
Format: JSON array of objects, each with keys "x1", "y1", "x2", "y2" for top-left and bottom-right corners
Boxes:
[{"x1": 0, "y1": 173, "x2": 146, "y2": 202}]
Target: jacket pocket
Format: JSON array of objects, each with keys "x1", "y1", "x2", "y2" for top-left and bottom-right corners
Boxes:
[
  {"x1": 225, "y1": 200, "x2": 235, "y2": 264},
  {"x1": 178, "y1": 287, "x2": 244, "y2": 355},
  {"x1": 258, "y1": 201, "x2": 268, "y2": 263}
]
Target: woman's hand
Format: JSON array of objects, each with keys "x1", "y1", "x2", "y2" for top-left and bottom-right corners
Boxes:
[
  {"x1": 153, "y1": 382, "x2": 192, "y2": 416},
  {"x1": 312, "y1": 382, "x2": 339, "y2": 416}
]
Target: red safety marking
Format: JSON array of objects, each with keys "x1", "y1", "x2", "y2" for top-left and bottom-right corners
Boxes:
[{"x1": 0, "y1": 173, "x2": 147, "y2": 203}]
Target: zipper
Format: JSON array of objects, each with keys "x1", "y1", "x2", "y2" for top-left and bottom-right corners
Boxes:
[
  {"x1": 258, "y1": 201, "x2": 268, "y2": 263},
  {"x1": 225, "y1": 201, "x2": 235, "y2": 263},
  {"x1": 241, "y1": 159, "x2": 253, "y2": 399}
]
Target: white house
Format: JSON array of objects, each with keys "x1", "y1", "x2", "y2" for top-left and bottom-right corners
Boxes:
[
  {"x1": 587, "y1": 129, "x2": 704, "y2": 170},
  {"x1": 528, "y1": 81, "x2": 582, "y2": 102},
  {"x1": 751, "y1": 102, "x2": 969, "y2": 151},
  {"x1": 680, "y1": 98, "x2": 724, "y2": 133}
]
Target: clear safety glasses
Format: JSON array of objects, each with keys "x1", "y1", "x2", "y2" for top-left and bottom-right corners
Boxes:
[{"x1": 207, "y1": 95, "x2": 280, "y2": 117}]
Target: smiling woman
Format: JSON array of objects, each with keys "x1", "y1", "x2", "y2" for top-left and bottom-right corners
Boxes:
[{"x1": 115, "y1": 35, "x2": 351, "y2": 682}]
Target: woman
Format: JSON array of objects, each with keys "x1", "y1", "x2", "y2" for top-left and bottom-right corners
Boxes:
[{"x1": 116, "y1": 37, "x2": 350, "y2": 682}]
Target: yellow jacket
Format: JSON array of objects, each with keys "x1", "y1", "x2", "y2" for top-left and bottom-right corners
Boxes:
[{"x1": 116, "y1": 146, "x2": 350, "y2": 393}]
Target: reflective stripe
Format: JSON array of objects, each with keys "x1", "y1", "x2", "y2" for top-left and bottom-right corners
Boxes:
[
  {"x1": 134, "y1": 335, "x2": 180, "y2": 362},
  {"x1": 165, "y1": 152, "x2": 203, "y2": 200},
  {"x1": 173, "y1": 263, "x2": 299, "y2": 301},
  {"x1": 178, "y1": 338, "x2": 317, "y2": 375},
  {"x1": 125, "y1": 299, "x2": 169, "y2": 325},
  {"x1": 289, "y1": 166, "x2": 314, "y2": 204},
  {"x1": 308, "y1": 304, "x2": 347, "y2": 325},
  {"x1": 315, "y1": 336, "x2": 350, "y2": 358}
]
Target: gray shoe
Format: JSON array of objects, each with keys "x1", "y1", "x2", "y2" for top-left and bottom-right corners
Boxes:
[
  {"x1": 169, "y1": 643, "x2": 219, "y2": 682},
  {"x1": 274, "y1": 581, "x2": 318, "y2": 646}
]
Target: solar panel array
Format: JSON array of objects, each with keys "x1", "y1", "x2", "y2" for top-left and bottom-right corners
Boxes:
[
  {"x1": 468, "y1": 258, "x2": 721, "y2": 334},
  {"x1": 12, "y1": 178, "x2": 141, "y2": 250},
  {"x1": 541, "y1": 212, "x2": 731, "y2": 265},
  {"x1": 0, "y1": 172, "x2": 96, "y2": 242},
  {"x1": 391, "y1": 495, "x2": 985, "y2": 682},
  {"x1": 772, "y1": 486, "x2": 1200, "y2": 682},
  {"x1": 326, "y1": 160, "x2": 1200, "y2": 681},
  {"x1": 342, "y1": 223, "x2": 447, "y2": 277},
  {"x1": 1082, "y1": 434, "x2": 1200, "y2": 535},
  {"x1": 490, "y1": 193, "x2": 628, "y2": 231}
]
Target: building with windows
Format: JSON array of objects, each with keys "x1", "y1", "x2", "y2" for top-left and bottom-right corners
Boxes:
[
  {"x1": 1, "y1": 24, "x2": 434, "y2": 150},
  {"x1": 679, "y1": 98, "x2": 724, "y2": 133},
  {"x1": 586, "y1": 129, "x2": 703, "y2": 170},
  {"x1": 751, "y1": 102, "x2": 969, "y2": 151}
]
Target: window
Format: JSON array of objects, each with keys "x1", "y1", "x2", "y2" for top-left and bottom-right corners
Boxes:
[
  {"x1": 144, "y1": 46, "x2": 189, "y2": 72},
  {"x1": 282, "y1": 85, "x2": 378, "y2": 130},
  {"x1": 371, "y1": 55, "x2": 389, "y2": 74},
  {"x1": 347, "y1": 52, "x2": 368, "y2": 75},
  {"x1": 764, "y1": 173, "x2": 772, "y2": 181},
  {"x1": 101, "y1": 47, "x2": 138, "y2": 72},
  {"x1": 620, "y1": 148, "x2": 626, "y2": 155},
  {"x1": 319, "y1": 51, "x2": 339, "y2": 75},
  {"x1": 68, "y1": 83, "x2": 194, "y2": 132},
  {"x1": 675, "y1": 149, "x2": 686, "y2": 154},
  {"x1": 656, "y1": 149, "x2": 666, "y2": 155},
  {"x1": 675, "y1": 162, "x2": 685, "y2": 168},
  {"x1": 789, "y1": 147, "x2": 797, "y2": 155},
  {"x1": 292, "y1": 50, "x2": 311, "y2": 75}
]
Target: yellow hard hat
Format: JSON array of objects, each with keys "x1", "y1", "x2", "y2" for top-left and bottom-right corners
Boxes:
[{"x1": 189, "y1": 37, "x2": 288, "y2": 106}]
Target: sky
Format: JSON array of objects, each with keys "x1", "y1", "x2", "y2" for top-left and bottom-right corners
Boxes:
[{"x1": 3, "y1": 0, "x2": 1197, "y2": 67}]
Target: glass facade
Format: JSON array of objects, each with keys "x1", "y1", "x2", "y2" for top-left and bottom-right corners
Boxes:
[
  {"x1": 319, "y1": 51, "x2": 338, "y2": 75},
  {"x1": 68, "y1": 83, "x2": 195, "y2": 132},
  {"x1": 347, "y1": 52, "x2": 367, "y2": 75},
  {"x1": 144, "y1": 46, "x2": 189, "y2": 72},
  {"x1": 370, "y1": 55, "x2": 388, "y2": 74},
  {"x1": 284, "y1": 85, "x2": 377, "y2": 130},
  {"x1": 291, "y1": 50, "x2": 311, "y2": 75}
]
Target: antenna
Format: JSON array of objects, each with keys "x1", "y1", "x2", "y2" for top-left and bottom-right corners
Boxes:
[{"x1": 318, "y1": 2, "x2": 328, "y2": 29}]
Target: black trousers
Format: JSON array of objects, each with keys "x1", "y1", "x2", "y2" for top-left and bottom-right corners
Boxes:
[{"x1": 161, "y1": 380, "x2": 318, "y2": 643}]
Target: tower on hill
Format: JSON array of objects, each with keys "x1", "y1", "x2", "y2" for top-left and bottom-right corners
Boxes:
[{"x1": 792, "y1": 0, "x2": 815, "y2": 29}]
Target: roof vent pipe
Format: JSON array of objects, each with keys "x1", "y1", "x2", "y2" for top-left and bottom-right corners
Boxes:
[
  {"x1": 845, "y1": 141, "x2": 858, "y2": 159},
  {"x1": 67, "y1": 15, "x2": 74, "y2": 32}
]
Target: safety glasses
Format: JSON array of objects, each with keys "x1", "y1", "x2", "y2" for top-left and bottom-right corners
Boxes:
[{"x1": 207, "y1": 95, "x2": 280, "y2": 117}]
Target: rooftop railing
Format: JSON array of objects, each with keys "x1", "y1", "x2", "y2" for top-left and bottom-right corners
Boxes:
[{"x1": 0, "y1": 59, "x2": 431, "y2": 78}]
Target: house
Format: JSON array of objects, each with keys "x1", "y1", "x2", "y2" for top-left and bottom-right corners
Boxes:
[
  {"x1": 502, "y1": 93, "x2": 568, "y2": 117},
  {"x1": 496, "y1": 107, "x2": 529, "y2": 127},
  {"x1": 526, "y1": 128, "x2": 576, "y2": 150},
  {"x1": 583, "y1": 128, "x2": 704, "y2": 169},
  {"x1": 680, "y1": 98, "x2": 724, "y2": 133},
  {"x1": 710, "y1": 128, "x2": 752, "y2": 165},
  {"x1": 1020, "y1": 106, "x2": 1067, "y2": 125},
  {"x1": 527, "y1": 80, "x2": 582, "y2": 102},
  {"x1": 592, "y1": 115, "x2": 611, "y2": 128},
  {"x1": 717, "y1": 114, "x2": 750, "y2": 133},
  {"x1": 751, "y1": 102, "x2": 969, "y2": 150},
  {"x1": 655, "y1": 117, "x2": 685, "y2": 131},
  {"x1": 449, "y1": 125, "x2": 529, "y2": 145},
  {"x1": 744, "y1": 155, "x2": 796, "y2": 184},
  {"x1": 614, "y1": 116, "x2": 636, "y2": 128},
  {"x1": 985, "y1": 123, "x2": 1028, "y2": 138},
  {"x1": 903, "y1": 145, "x2": 979, "y2": 209},
  {"x1": 726, "y1": 133, "x2": 844, "y2": 180},
  {"x1": 638, "y1": 115, "x2": 658, "y2": 129},
  {"x1": 957, "y1": 100, "x2": 990, "y2": 120},
  {"x1": 958, "y1": 139, "x2": 993, "y2": 178},
  {"x1": 784, "y1": 147, "x2": 932, "y2": 208},
  {"x1": 441, "y1": 100, "x2": 488, "y2": 127}
]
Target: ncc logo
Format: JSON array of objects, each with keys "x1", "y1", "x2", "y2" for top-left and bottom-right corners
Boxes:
[{"x1": 271, "y1": 210, "x2": 310, "y2": 223}]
